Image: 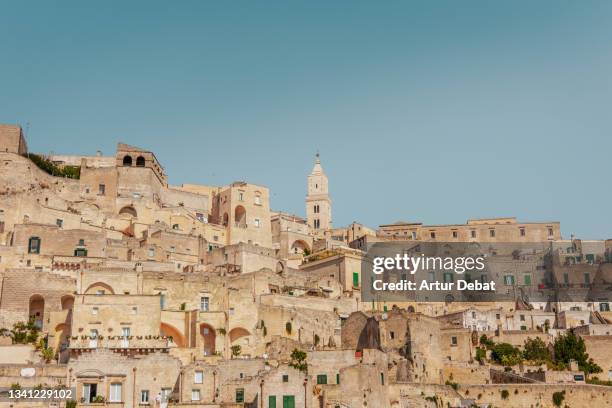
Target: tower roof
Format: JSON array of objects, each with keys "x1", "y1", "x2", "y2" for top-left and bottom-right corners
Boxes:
[{"x1": 310, "y1": 152, "x2": 325, "y2": 175}]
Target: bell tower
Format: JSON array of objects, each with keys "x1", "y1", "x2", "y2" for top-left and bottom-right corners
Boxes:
[{"x1": 306, "y1": 152, "x2": 332, "y2": 236}]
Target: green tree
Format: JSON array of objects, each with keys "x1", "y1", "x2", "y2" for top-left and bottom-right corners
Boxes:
[
  {"x1": 553, "y1": 332, "x2": 602, "y2": 375},
  {"x1": 231, "y1": 345, "x2": 241, "y2": 358},
  {"x1": 523, "y1": 337, "x2": 551, "y2": 364},
  {"x1": 289, "y1": 348, "x2": 308, "y2": 373},
  {"x1": 491, "y1": 343, "x2": 522, "y2": 365}
]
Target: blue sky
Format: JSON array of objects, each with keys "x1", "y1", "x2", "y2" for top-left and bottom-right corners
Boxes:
[{"x1": 1, "y1": 1, "x2": 611, "y2": 239}]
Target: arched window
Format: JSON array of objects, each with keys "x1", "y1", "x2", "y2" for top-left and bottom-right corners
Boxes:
[
  {"x1": 234, "y1": 205, "x2": 247, "y2": 227},
  {"x1": 122, "y1": 156, "x2": 132, "y2": 166},
  {"x1": 136, "y1": 156, "x2": 145, "y2": 167},
  {"x1": 28, "y1": 237, "x2": 41, "y2": 254}
]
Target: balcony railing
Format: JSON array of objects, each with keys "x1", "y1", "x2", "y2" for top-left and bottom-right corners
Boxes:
[{"x1": 69, "y1": 337, "x2": 169, "y2": 349}]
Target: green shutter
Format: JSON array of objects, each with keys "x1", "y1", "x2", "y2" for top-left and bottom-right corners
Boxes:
[
  {"x1": 236, "y1": 388, "x2": 244, "y2": 403},
  {"x1": 269, "y1": 395, "x2": 276, "y2": 408},
  {"x1": 336, "y1": 373, "x2": 340, "y2": 384},
  {"x1": 283, "y1": 395, "x2": 295, "y2": 408},
  {"x1": 316, "y1": 374, "x2": 327, "y2": 384},
  {"x1": 352, "y1": 272, "x2": 359, "y2": 287},
  {"x1": 524, "y1": 274, "x2": 531, "y2": 285}
]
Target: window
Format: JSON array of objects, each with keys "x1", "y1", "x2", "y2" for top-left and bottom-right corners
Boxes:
[
  {"x1": 380, "y1": 373, "x2": 385, "y2": 385},
  {"x1": 520, "y1": 325, "x2": 527, "y2": 331},
  {"x1": 131, "y1": 307, "x2": 137, "y2": 315},
  {"x1": 98, "y1": 184, "x2": 105, "y2": 195},
  {"x1": 314, "y1": 219, "x2": 320, "y2": 229},
  {"x1": 352, "y1": 272, "x2": 359, "y2": 288},
  {"x1": 471, "y1": 230, "x2": 476, "y2": 238},
  {"x1": 451, "y1": 336, "x2": 458, "y2": 346},
  {"x1": 200, "y1": 297, "x2": 209, "y2": 312},
  {"x1": 489, "y1": 229, "x2": 495, "y2": 238},
  {"x1": 389, "y1": 331, "x2": 395, "y2": 339},
  {"x1": 443, "y1": 272, "x2": 454, "y2": 283},
  {"x1": 520, "y1": 227, "x2": 525, "y2": 236},
  {"x1": 504, "y1": 275, "x2": 515, "y2": 285},
  {"x1": 159, "y1": 294, "x2": 165, "y2": 309},
  {"x1": 452, "y1": 231, "x2": 458, "y2": 238},
  {"x1": 428, "y1": 271, "x2": 436, "y2": 283},
  {"x1": 196, "y1": 212, "x2": 204, "y2": 222},
  {"x1": 520, "y1": 314, "x2": 525, "y2": 321},
  {"x1": 430, "y1": 232, "x2": 436, "y2": 239},
  {"x1": 496, "y1": 314, "x2": 501, "y2": 320},
  {"x1": 336, "y1": 373, "x2": 340, "y2": 384},
  {"x1": 109, "y1": 383, "x2": 122, "y2": 402},
  {"x1": 282, "y1": 374, "x2": 289, "y2": 383},
  {"x1": 28, "y1": 237, "x2": 41, "y2": 254},
  {"x1": 191, "y1": 389, "x2": 200, "y2": 401},
  {"x1": 56, "y1": 219, "x2": 63, "y2": 228},
  {"x1": 254, "y1": 218, "x2": 261, "y2": 228},
  {"x1": 254, "y1": 195, "x2": 261, "y2": 205},
  {"x1": 563, "y1": 273, "x2": 569, "y2": 285},
  {"x1": 238, "y1": 192, "x2": 244, "y2": 201},
  {"x1": 269, "y1": 395, "x2": 277, "y2": 408},
  {"x1": 78, "y1": 239, "x2": 85, "y2": 246},
  {"x1": 523, "y1": 274, "x2": 532, "y2": 285},
  {"x1": 74, "y1": 248, "x2": 88, "y2": 257},
  {"x1": 140, "y1": 390, "x2": 149, "y2": 404},
  {"x1": 91, "y1": 307, "x2": 98, "y2": 315},
  {"x1": 235, "y1": 388, "x2": 244, "y2": 403},
  {"x1": 472, "y1": 312, "x2": 476, "y2": 318},
  {"x1": 194, "y1": 371, "x2": 203, "y2": 383},
  {"x1": 548, "y1": 228, "x2": 553, "y2": 237},
  {"x1": 313, "y1": 204, "x2": 319, "y2": 213},
  {"x1": 148, "y1": 248, "x2": 155, "y2": 258},
  {"x1": 411, "y1": 231, "x2": 417, "y2": 240},
  {"x1": 600, "y1": 303, "x2": 610, "y2": 312},
  {"x1": 584, "y1": 273, "x2": 591, "y2": 286},
  {"x1": 172, "y1": 224, "x2": 179, "y2": 230},
  {"x1": 316, "y1": 374, "x2": 327, "y2": 384}
]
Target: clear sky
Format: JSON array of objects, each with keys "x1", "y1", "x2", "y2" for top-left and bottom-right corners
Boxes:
[{"x1": 1, "y1": 1, "x2": 611, "y2": 239}]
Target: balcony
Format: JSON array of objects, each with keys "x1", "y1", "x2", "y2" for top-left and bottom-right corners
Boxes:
[{"x1": 69, "y1": 336, "x2": 170, "y2": 350}]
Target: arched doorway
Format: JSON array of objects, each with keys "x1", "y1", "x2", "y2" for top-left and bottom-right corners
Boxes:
[
  {"x1": 229, "y1": 327, "x2": 250, "y2": 345},
  {"x1": 29, "y1": 295, "x2": 45, "y2": 329},
  {"x1": 84, "y1": 282, "x2": 115, "y2": 295},
  {"x1": 290, "y1": 240, "x2": 310, "y2": 255},
  {"x1": 200, "y1": 324, "x2": 216, "y2": 356},
  {"x1": 136, "y1": 156, "x2": 145, "y2": 167},
  {"x1": 122, "y1": 156, "x2": 132, "y2": 166},
  {"x1": 160, "y1": 323, "x2": 185, "y2": 348},
  {"x1": 234, "y1": 206, "x2": 246, "y2": 227},
  {"x1": 61, "y1": 295, "x2": 74, "y2": 311},
  {"x1": 119, "y1": 206, "x2": 137, "y2": 218},
  {"x1": 222, "y1": 213, "x2": 229, "y2": 227}
]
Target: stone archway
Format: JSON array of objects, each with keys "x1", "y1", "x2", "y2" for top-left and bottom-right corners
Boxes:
[
  {"x1": 160, "y1": 323, "x2": 185, "y2": 348},
  {"x1": 29, "y1": 294, "x2": 45, "y2": 329}
]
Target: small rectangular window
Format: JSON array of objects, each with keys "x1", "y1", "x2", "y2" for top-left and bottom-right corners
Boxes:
[
  {"x1": 98, "y1": 184, "x2": 105, "y2": 195},
  {"x1": 235, "y1": 388, "x2": 244, "y2": 403},
  {"x1": 451, "y1": 336, "x2": 458, "y2": 346},
  {"x1": 191, "y1": 389, "x2": 200, "y2": 401},
  {"x1": 282, "y1": 374, "x2": 289, "y2": 383},
  {"x1": 316, "y1": 374, "x2": 327, "y2": 384},
  {"x1": 109, "y1": 383, "x2": 122, "y2": 402},
  {"x1": 471, "y1": 230, "x2": 476, "y2": 238},
  {"x1": 200, "y1": 297, "x2": 209, "y2": 312},
  {"x1": 452, "y1": 231, "x2": 458, "y2": 238},
  {"x1": 56, "y1": 219, "x2": 63, "y2": 228},
  {"x1": 489, "y1": 229, "x2": 495, "y2": 237},
  {"x1": 519, "y1": 227, "x2": 525, "y2": 236},
  {"x1": 140, "y1": 390, "x2": 149, "y2": 403}
]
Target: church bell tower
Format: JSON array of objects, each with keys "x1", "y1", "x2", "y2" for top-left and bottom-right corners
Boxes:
[{"x1": 306, "y1": 152, "x2": 332, "y2": 236}]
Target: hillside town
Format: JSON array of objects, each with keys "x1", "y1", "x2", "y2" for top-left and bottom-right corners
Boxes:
[{"x1": 1, "y1": 123, "x2": 611, "y2": 408}]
